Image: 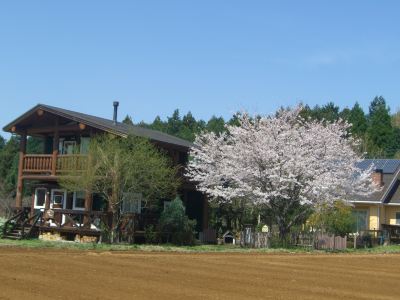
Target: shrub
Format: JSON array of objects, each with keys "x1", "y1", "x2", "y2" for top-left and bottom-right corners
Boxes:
[
  {"x1": 159, "y1": 196, "x2": 196, "y2": 245},
  {"x1": 308, "y1": 201, "x2": 356, "y2": 237},
  {"x1": 144, "y1": 225, "x2": 159, "y2": 244}
]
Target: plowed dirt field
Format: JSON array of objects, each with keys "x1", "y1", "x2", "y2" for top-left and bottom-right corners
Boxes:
[{"x1": 0, "y1": 248, "x2": 399, "y2": 299}]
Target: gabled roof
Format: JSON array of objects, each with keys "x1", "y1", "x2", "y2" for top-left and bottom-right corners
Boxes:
[
  {"x1": 3, "y1": 104, "x2": 193, "y2": 149},
  {"x1": 354, "y1": 159, "x2": 400, "y2": 204}
]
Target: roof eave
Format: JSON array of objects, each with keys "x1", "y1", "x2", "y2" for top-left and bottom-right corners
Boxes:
[{"x1": 2, "y1": 104, "x2": 43, "y2": 132}]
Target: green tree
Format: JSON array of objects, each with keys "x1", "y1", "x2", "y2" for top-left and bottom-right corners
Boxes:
[
  {"x1": 182, "y1": 111, "x2": 197, "y2": 132},
  {"x1": 27, "y1": 137, "x2": 43, "y2": 154},
  {"x1": 339, "y1": 107, "x2": 351, "y2": 121},
  {"x1": 366, "y1": 96, "x2": 394, "y2": 157},
  {"x1": 0, "y1": 136, "x2": 5, "y2": 150},
  {"x1": 60, "y1": 134, "x2": 180, "y2": 242},
  {"x1": 149, "y1": 116, "x2": 167, "y2": 132},
  {"x1": 0, "y1": 136, "x2": 19, "y2": 194},
  {"x1": 309, "y1": 201, "x2": 355, "y2": 237},
  {"x1": 348, "y1": 102, "x2": 368, "y2": 138},
  {"x1": 206, "y1": 116, "x2": 226, "y2": 134},
  {"x1": 159, "y1": 196, "x2": 196, "y2": 245},
  {"x1": 227, "y1": 113, "x2": 241, "y2": 127},
  {"x1": 179, "y1": 112, "x2": 198, "y2": 141},
  {"x1": 122, "y1": 115, "x2": 134, "y2": 126},
  {"x1": 166, "y1": 109, "x2": 182, "y2": 136},
  {"x1": 319, "y1": 102, "x2": 340, "y2": 122},
  {"x1": 392, "y1": 108, "x2": 400, "y2": 128},
  {"x1": 300, "y1": 102, "x2": 340, "y2": 123}
]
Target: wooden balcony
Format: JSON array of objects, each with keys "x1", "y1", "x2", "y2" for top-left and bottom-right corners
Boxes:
[{"x1": 22, "y1": 154, "x2": 88, "y2": 178}]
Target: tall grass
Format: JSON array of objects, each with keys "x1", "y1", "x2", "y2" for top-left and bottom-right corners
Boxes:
[
  {"x1": 0, "y1": 217, "x2": 6, "y2": 238},
  {"x1": 1, "y1": 238, "x2": 400, "y2": 254}
]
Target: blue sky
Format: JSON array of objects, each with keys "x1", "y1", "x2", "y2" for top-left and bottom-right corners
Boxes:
[{"x1": 1, "y1": 1, "x2": 400, "y2": 137}]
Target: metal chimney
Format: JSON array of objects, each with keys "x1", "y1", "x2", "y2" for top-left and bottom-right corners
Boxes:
[{"x1": 113, "y1": 101, "x2": 119, "y2": 125}]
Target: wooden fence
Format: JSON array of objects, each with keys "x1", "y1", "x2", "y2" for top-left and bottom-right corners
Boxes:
[
  {"x1": 240, "y1": 230, "x2": 269, "y2": 248},
  {"x1": 199, "y1": 228, "x2": 217, "y2": 244},
  {"x1": 315, "y1": 234, "x2": 347, "y2": 250}
]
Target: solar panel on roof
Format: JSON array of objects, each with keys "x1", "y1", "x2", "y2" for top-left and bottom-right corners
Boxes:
[
  {"x1": 356, "y1": 159, "x2": 400, "y2": 174},
  {"x1": 384, "y1": 160, "x2": 400, "y2": 173}
]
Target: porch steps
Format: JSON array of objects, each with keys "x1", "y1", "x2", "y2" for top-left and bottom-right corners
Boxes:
[{"x1": 2, "y1": 224, "x2": 33, "y2": 240}]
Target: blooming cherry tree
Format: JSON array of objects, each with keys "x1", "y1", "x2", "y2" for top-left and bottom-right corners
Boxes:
[{"x1": 186, "y1": 107, "x2": 377, "y2": 239}]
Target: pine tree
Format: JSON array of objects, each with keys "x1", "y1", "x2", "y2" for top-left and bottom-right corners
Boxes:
[
  {"x1": 366, "y1": 96, "x2": 394, "y2": 157},
  {"x1": 319, "y1": 102, "x2": 340, "y2": 122},
  {"x1": 150, "y1": 116, "x2": 167, "y2": 132},
  {"x1": 167, "y1": 109, "x2": 182, "y2": 136},
  {"x1": 122, "y1": 115, "x2": 134, "y2": 126},
  {"x1": 348, "y1": 102, "x2": 368, "y2": 138},
  {"x1": 0, "y1": 136, "x2": 19, "y2": 194},
  {"x1": 206, "y1": 116, "x2": 226, "y2": 134},
  {"x1": 0, "y1": 136, "x2": 5, "y2": 150}
]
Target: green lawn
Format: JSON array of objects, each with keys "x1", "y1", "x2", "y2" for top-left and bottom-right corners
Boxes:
[{"x1": 1, "y1": 238, "x2": 400, "y2": 254}]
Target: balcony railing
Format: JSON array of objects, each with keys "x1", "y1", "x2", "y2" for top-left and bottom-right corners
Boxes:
[{"x1": 22, "y1": 154, "x2": 88, "y2": 176}]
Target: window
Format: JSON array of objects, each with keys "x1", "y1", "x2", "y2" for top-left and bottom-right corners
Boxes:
[
  {"x1": 396, "y1": 212, "x2": 400, "y2": 225},
  {"x1": 34, "y1": 188, "x2": 47, "y2": 209},
  {"x1": 80, "y1": 137, "x2": 90, "y2": 154},
  {"x1": 51, "y1": 189, "x2": 66, "y2": 208},
  {"x1": 122, "y1": 193, "x2": 142, "y2": 213},
  {"x1": 353, "y1": 210, "x2": 368, "y2": 232},
  {"x1": 73, "y1": 191, "x2": 86, "y2": 210},
  {"x1": 63, "y1": 141, "x2": 77, "y2": 154}
]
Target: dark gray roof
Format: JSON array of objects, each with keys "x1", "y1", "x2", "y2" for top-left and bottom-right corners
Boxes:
[
  {"x1": 356, "y1": 159, "x2": 400, "y2": 174},
  {"x1": 355, "y1": 159, "x2": 400, "y2": 204},
  {"x1": 3, "y1": 104, "x2": 194, "y2": 149}
]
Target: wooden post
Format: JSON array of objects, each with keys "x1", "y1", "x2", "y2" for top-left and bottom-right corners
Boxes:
[
  {"x1": 51, "y1": 119, "x2": 59, "y2": 176},
  {"x1": 30, "y1": 191, "x2": 35, "y2": 218},
  {"x1": 354, "y1": 232, "x2": 357, "y2": 249},
  {"x1": 83, "y1": 190, "x2": 93, "y2": 226},
  {"x1": 15, "y1": 130, "x2": 27, "y2": 210},
  {"x1": 44, "y1": 190, "x2": 50, "y2": 210}
]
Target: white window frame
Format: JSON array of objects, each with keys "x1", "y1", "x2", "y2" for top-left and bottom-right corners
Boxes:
[
  {"x1": 50, "y1": 189, "x2": 67, "y2": 209},
  {"x1": 396, "y1": 212, "x2": 400, "y2": 225},
  {"x1": 73, "y1": 191, "x2": 86, "y2": 211},
  {"x1": 353, "y1": 209, "x2": 369, "y2": 233},
  {"x1": 34, "y1": 188, "x2": 47, "y2": 209}
]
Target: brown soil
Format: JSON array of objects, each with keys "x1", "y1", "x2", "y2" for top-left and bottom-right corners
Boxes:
[{"x1": 0, "y1": 248, "x2": 399, "y2": 300}]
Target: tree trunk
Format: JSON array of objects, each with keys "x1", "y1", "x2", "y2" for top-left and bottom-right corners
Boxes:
[
  {"x1": 108, "y1": 200, "x2": 120, "y2": 244},
  {"x1": 278, "y1": 224, "x2": 289, "y2": 246}
]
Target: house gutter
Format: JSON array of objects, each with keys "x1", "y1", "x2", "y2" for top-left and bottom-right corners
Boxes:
[{"x1": 350, "y1": 200, "x2": 381, "y2": 204}]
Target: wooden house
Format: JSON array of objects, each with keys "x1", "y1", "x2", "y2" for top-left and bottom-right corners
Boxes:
[{"x1": 2, "y1": 102, "x2": 208, "y2": 241}]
